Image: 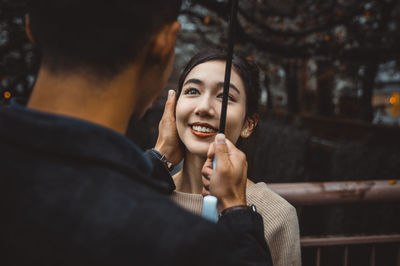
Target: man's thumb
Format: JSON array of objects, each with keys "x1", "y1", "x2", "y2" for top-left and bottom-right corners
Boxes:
[
  {"x1": 163, "y1": 90, "x2": 176, "y2": 117},
  {"x1": 215, "y1": 133, "x2": 226, "y2": 145},
  {"x1": 215, "y1": 133, "x2": 229, "y2": 166}
]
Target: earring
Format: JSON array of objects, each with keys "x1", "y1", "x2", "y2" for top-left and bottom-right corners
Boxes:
[{"x1": 243, "y1": 130, "x2": 248, "y2": 137}]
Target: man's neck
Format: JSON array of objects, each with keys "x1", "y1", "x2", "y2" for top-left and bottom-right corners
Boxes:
[{"x1": 27, "y1": 66, "x2": 141, "y2": 135}]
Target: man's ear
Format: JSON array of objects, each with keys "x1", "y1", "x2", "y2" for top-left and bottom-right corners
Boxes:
[
  {"x1": 25, "y1": 14, "x2": 35, "y2": 44},
  {"x1": 240, "y1": 114, "x2": 259, "y2": 138},
  {"x1": 149, "y1": 21, "x2": 181, "y2": 64}
]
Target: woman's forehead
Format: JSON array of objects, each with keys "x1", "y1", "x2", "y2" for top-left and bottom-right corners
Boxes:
[{"x1": 184, "y1": 60, "x2": 245, "y2": 91}]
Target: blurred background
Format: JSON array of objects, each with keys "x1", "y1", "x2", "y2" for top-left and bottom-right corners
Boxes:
[{"x1": 1, "y1": 0, "x2": 399, "y2": 265}]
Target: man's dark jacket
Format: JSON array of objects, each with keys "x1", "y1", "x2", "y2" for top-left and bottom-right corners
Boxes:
[{"x1": 0, "y1": 101, "x2": 273, "y2": 266}]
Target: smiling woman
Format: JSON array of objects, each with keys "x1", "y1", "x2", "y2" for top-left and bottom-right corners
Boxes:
[
  {"x1": 166, "y1": 50, "x2": 302, "y2": 266},
  {"x1": 176, "y1": 60, "x2": 248, "y2": 156}
]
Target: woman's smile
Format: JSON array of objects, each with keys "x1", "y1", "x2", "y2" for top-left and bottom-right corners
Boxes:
[{"x1": 189, "y1": 122, "x2": 218, "y2": 138}]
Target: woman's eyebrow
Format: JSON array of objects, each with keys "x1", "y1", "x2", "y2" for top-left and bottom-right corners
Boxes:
[
  {"x1": 183, "y1": 78, "x2": 203, "y2": 86},
  {"x1": 216, "y1": 82, "x2": 240, "y2": 95}
]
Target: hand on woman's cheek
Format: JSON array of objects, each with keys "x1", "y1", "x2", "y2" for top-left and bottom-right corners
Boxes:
[{"x1": 155, "y1": 90, "x2": 184, "y2": 165}]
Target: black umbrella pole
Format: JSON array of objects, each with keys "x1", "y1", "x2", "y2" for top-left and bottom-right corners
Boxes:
[{"x1": 219, "y1": 0, "x2": 239, "y2": 134}]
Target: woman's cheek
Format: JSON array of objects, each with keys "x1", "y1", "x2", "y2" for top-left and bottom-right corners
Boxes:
[
  {"x1": 175, "y1": 101, "x2": 189, "y2": 138},
  {"x1": 226, "y1": 105, "x2": 246, "y2": 144}
]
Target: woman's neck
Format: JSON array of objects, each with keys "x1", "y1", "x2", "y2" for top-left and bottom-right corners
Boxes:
[{"x1": 173, "y1": 152, "x2": 206, "y2": 194}]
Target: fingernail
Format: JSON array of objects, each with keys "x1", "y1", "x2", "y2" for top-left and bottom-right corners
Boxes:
[
  {"x1": 168, "y1": 90, "x2": 175, "y2": 99},
  {"x1": 216, "y1": 133, "x2": 225, "y2": 144}
]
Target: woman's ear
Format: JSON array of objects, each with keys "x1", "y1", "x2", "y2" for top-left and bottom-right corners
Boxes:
[
  {"x1": 240, "y1": 114, "x2": 259, "y2": 138},
  {"x1": 25, "y1": 14, "x2": 35, "y2": 44}
]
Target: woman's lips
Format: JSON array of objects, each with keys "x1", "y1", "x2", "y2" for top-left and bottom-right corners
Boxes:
[
  {"x1": 190, "y1": 123, "x2": 218, "y2": 138},
  {"x1": 190, "y1": 127, "x2": 218, "y2": 138}
]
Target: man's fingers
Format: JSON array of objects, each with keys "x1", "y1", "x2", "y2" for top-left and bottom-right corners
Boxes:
[
  {"x1": 202, "y1": 187, "x2": 210, "y2": 197},
  {"x1": 206, "y1": 142, "x2": 215, "y2": 160},
  {"x1": 201, "y1": 162, "x2": 213, "y2": 179},
  {"x1": 202, "y1": 175, "x2": 210, "y2": 189}
]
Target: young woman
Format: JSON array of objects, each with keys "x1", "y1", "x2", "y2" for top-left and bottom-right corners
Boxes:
[{"x1": 158, "y1": 50, "x2": 301, "y2": 266}]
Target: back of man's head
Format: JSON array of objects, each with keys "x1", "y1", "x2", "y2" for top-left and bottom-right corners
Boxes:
[{"x1": 27, "y1": 0, "x2": 181, "y2": 79}]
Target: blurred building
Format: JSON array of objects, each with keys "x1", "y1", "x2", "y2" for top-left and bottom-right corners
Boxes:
[
  {"x1": 372, "y1": 84, "x2": 400, "y2": 125},
  {"x1": 372, "y1": 61, "x2": 400, "y2": 126}
]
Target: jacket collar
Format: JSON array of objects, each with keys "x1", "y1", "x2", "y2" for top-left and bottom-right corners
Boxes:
[{"x1": 0, "y1": 99, "x2": 170, "y2": 192}]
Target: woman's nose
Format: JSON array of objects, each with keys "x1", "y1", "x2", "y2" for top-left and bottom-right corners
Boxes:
[{"x1": 194, "y1": 95, "x2": 216, "y2": 118}]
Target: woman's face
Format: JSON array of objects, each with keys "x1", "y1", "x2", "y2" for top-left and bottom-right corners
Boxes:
[{"x1": 176, "y1": 60, "x2": 250, "y2": 156}]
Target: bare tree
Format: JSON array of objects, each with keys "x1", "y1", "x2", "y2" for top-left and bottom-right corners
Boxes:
[{"x1": 180, "y1": 0, "x2": 400, "y2": 120}]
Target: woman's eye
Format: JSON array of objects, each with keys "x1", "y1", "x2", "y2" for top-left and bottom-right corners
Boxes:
[
  {"x1": 217, "y1": 93, "x2": 235, "y2": 102},
  {"x1": 184, "y1": 88, "x2": 200, "y2": 95}
]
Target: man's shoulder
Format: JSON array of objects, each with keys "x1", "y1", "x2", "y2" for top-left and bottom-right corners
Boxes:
[{"x1": 1, "y1": 164, "x2": 220, "y2": 265}]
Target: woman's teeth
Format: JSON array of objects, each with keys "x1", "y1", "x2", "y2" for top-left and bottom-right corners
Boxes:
[{"x1": 192, "y1": 125, "x2": 217, "y2": 133}]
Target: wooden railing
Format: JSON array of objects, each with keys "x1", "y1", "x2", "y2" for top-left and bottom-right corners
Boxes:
[
  {"x1": 269, "y1": 180, "x2": 400, "y2": 205},
  {"x1": 269, "y1": 180, "x2": 400, "y2": 266},
  {"x1": 301, "y1": 235, "x2": 400, "y2": 266}
]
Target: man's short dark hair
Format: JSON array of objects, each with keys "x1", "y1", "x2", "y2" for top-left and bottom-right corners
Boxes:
[{"x1": 28, "y1": 0, "x2": 181, "y2": 78}]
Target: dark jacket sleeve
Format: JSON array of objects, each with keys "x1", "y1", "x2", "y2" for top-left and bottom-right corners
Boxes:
[
  {"x1": 172, "y1": 207, "x2": 274, "y2": 266},
  {"x1": 144, "y1": 149, "x2": 176, "y2": 193},
  {"x1": 217, "y1": 209, "x2": 274, "y2": 266}
]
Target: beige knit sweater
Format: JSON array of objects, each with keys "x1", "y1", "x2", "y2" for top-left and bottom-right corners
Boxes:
[{"x1": 170, "y1": 182, "x2": 301, "y2": 266}]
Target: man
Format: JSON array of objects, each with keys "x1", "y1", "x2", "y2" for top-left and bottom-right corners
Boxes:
[{"x1": 0, "y1": 1, "x2": 273, "y2": 265}]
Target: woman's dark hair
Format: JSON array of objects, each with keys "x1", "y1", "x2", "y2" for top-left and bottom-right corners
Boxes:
[{"x1": 177, "y1": 49, "x2": 261, "y2": 120}]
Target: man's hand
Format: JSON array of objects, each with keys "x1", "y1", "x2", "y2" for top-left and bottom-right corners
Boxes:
[
  {"x1": 201, "y1": 134, "x2": 247, "y2": 212},
  {"x1": 154, "y1": 90, "x2": 183, "y2": 166}
]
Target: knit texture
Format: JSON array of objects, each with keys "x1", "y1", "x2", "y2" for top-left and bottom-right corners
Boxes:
[{"x1": 171, "y1": 182, "x2": 301, "y2": 266}]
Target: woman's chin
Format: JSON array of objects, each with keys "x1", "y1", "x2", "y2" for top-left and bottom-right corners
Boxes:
[{"x1": 186, "y1": 145, "x2": 209, "y2": 158}]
